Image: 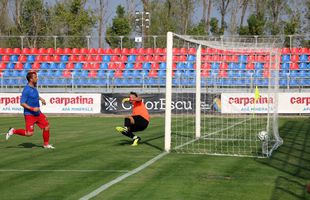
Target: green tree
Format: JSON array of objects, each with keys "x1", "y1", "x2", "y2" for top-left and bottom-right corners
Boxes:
[
  {"x1": 210, "y1": 17, "x2": 221, "y2": 35},
  {"x1": 187, "y1": 20, "x2": 207, "y2": 35},
  {"x1": 105, "y1": 5, "x2": 132, "y2": 48},
  {"x1": 49, "y1": 0, "x2": 96, "y2": 48},
  {"x1": 247, "y1": 14, "x2": 265, "y2": 35}
]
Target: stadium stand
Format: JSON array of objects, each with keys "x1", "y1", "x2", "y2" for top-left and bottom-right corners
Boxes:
[{"x1": 0, "y1": 47, "x2": 309, "y2": 87}]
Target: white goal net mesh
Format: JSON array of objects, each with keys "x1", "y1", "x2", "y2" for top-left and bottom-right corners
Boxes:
[{"x1": 165, "y1": 32, "x2": 283, "y2": 158}]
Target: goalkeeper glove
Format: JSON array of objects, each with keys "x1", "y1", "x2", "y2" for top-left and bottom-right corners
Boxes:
[{"x1": 122, "y1": 98, "x2": 130, "y2": 103}]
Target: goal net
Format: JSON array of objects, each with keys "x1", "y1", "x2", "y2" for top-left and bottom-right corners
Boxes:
[{"x1": 165, "y1": 32, "x2": 283, "y2": 158}]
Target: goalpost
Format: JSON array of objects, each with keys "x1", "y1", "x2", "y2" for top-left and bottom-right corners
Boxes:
[{"x1": 165, "y1": 32, "x2": 283, "y2": 158}]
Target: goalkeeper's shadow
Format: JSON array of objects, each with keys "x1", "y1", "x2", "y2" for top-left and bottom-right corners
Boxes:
[{"x1": 118, "y1": 135, "x2": 164, "y2": 151}]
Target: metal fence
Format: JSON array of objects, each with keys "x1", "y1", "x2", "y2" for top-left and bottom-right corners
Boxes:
[{"x1": 0, "y1": 35, "x2": 309, "y2": 49}]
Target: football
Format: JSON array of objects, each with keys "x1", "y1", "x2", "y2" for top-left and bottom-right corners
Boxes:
[{"x1": 258, "y1": 131, "x2": 268, "y2": 141}]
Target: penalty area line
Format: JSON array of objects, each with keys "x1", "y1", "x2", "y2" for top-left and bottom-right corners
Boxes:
[{"x1": 79, "y1": 152, "x2": 168, "y2": 200}]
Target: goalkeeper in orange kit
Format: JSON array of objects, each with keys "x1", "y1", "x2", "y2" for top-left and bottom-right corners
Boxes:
[{"x1": 116, "y1": 92, "x2": 150, "y2": 146}]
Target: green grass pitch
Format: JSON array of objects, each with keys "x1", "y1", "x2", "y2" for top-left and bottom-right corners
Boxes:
[{"x1": 0, "y1": 116, "x2": 309, "y2": 200}]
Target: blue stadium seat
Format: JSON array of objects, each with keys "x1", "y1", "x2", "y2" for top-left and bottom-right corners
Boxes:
[
  {"x1": 27, "y1": 55, "x2": 35, "y2": 62},
  {"x1": 102, "y1": 55, "x2": 110, "y2": 62},
  {"x1": 228, "y1": 63, "x2": 236, "y2": 69},
  {"x1": 187, "y1": 55, "x2": 196, "y2": 61},
  {"x1": 7, "y1": 62, "x2": 15, "y2": 69},
  {"x1": 245, "y1": 70, "x2": 254, "y2": 77},
  {"x1": 97, "y1": 70, "x2": 105, "y2": 77},
  {"x1": 289, "y1": 78, "x2": 299, "y2": 86},
  {"x1": 142, "y1": 62, "x2": 151, "y2": 70},
  {"x1": 160, "y1": 62, "x2": 167, "y2": 69},
  {"x1": 58, "y1": 63, "x2": 66, "y2": 69},
  {"x1": 299, "y1": 63, "x2": 307, "y2": 69},
  {"x1": 281, "y1": 55, "x2": 290, "y2": 62},
  {"x1": 238, "y1": 55, "x2": 247, "y2": 63},
  {"x1": 12, "y1": 70, "x2": 20, "y2": 77},
  {"x1": 123, "y1": 70, "x2": 133, "y2": 77},
  {"x1": 100, "y1": 63, "x2": 108, "y2": 69},
  {"x1": 279, "y1": 78, "x2": 288, "y2": 87},
  {"x1": 211, "y1": 62, "x2": 219, "y2": 69},
  {"x1": 40, "y1": 63, "x2": 49, "y2": 69},
  {"x1": 75, "y1": 63, "x2": 83, "y2": 69},
  {"x1": 128, "y1": 55, "x2": 136, "y2": 62},
  {"x1": 10, "y1": 55, "x2": 19, "y2": 62},
  {"x1": 236, "y1": 63, "x2": 246, "y2": 69},
  {"x1": 254, "y1": 63, "x2": 264, "y2": 70},
  {"x1": 24, "y1": 62, "x2": 32, "y2": 70},
  {"x1": 61, "y1": 55, "x2": 69, "y2": 62},
  {"x1": 176, "y1": 63, "x2": 185, "y2": 69},
  {"x1": 20, "y1": 69, "x2": 28, "y2": 77},
  {"x1": 281, "y1": 63, "x2": 290, "y2": 70},
  {"x1": 289, "y1": 70, "x2": 298, "y2": 77},
  {"x1": 299, "y1": 54, "x2": 308, "y2": 62},
  {"x1": 3, "y1": 70, "x2": 12, "y2": 77},
  {"x1": 50, "y1": 62, "x2": 58, "y2": 69},
  {"x1": 133, "y1": 70, "x2": 141, "y2": 77},
  {"x1": 126, "y1": 63, "x2": 134, "y2": 69}
]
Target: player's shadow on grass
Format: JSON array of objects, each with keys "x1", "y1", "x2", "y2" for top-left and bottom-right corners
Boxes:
[
  {"x1": 256, "y1": 118, "x2": 310, "y2": 200},
  {"x1": 9, "y1": 142, "x2": 42, "y2": 149},
  {"x1": 118, "y1": 135, "x2": 164, "y2": 151}
]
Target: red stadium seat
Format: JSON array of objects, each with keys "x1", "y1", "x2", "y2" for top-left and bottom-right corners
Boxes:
[
  {"x1": 46, "y1": 48, "x2": 54, "y2": 54},
  {"x1": 117, "y1": 63, "x2": 125, "y2": 69},
  {"x1": 77, "y1": 55, "x2": 86, "y2": 61},
  {"x1": 299, "y1": 48, "x2": 308, "y2": 54},
  {"x1": 89, "y1": 48, "x2": 97, "y2": 55},
  {"x1": 290, "y1": 47, "x2": 299, "y2": 54},
  {"x1": 32, "y1": 62, "x2": 40, "y2": 69},
  {"x1": 0, "y1": 62, "x2": 6, "y2": 70},
  {"x1": 13, "y1": 48, "x2": 21, "y2": 54},
  {"x1": 0, "y1": 48, "x2": 4, "y2": 54},
  {"x1": 97, "y1": 48, "x2": 105, "y2": 54},
  {"x1": 281, "y1": 48, "x2": 290, "y2": 54},
  {"x1": 202, "y1": 62, "x2": 211, "y2": 69},
  {"x1": 92, "y1": 63, "x2": 100, "y2": 69},
  {"x1": 154, "y1": 55, "x2": 162, "y2": 62},
  {"x1": 38, "y1": 48, "x2": 46, "y2": 54},
  {"x1": 86, "y1": 55, "x2": 94, "y2": 62},
  {"x1": 179, "y1": 47, "x2": 187, "y2": 55},
  {"x1": 136, "y1": 55, "x2": 144, "y2": 62},
  {"x1": 148, "y1": 69, "x2": 158, "y2": 77},
  {"x1": 134, "y1": 62, "x2": 142, "y2": 69},
  {"x1": 21, "y1": 48, "x2": 30, "y2": 54},
  {"x1": 263, "y1": 69, "x2": 270, "y2": 78},
  {"x1": 108, "y1": 63, "x2": 116, "y2": 69},
  {"x1": 222, "y1": 55, "x2": 231, "y2": 62},
  {"x1": 2, "y1": 55, "x2": 10, "y2": 62},
  {"x1": 202, "y1": 55, "x2": 211, "y2": 61},
  {"x1": 18, "y1": 55, "x2": 27, "y2": 62},
  {"x1": 63, "y1": 70, "x2": 72, "y2": 77},
  {"x1": 151, "y1": 63, "x2": 159, "y2": 69},
  {"x1": 72, "y1": 48, "x2": 80, "y2": 54},
  {"x1": 66, "y1": 63, "x2": 75, "y2": 69},
  {"x1": 120, "y1": 55, "x2": 128, "y2": 62},
  {"x1": 113, "y1": 48, "x2": 121, "y2": 55},
  {"x1": 290, "y1": 63, "x2": 299, "y2": 70},
  {"x1": 247, "y1": 55, "x2": 255, "y2": 62},
  {"x1": 188, "y1": 48, "x2": 196, "y2": 55},
  {"x1": 5, "y1": 48, "x2": 13, "y2": 54},
  {"x1": 172, "y1": 48, "x2": 179, "y2": 54},
  {"x1": 53, "y1": 55, "x2": 61, "y2": 62},
  {"x1": 145, "y1": 48, "x2": 154, "y2": 54},
  {"x1": 110, "y1": 55, "x2": 120, "y2": 62},
  {"x1": 88, "y1": 70, "x2": 97, "y2": 77},
  {"x1": 105, "y1": 48, "x2": 113, "y2": 54},
  {"x1": 201, "y1": 69, "x2": 210, "y2": 77},
  {"x1": 30, "y1": 48, "x2": 39, "y2": 54},
  {"x1": 80, "y1": 48, "x2": 89, "y2": 54},
  {"x1": 179, "y1": 55, "x2": 187, "y2": 62},
  {"x1": 137, "y1": 48, "x2": 145, "y2": 55},
  {"x1": 55, "y1": 48, "x2": 63, "y2": 54},
  {"x1": 145, "y1": 55, "x2": 153, "y2": 61},
  {"x1": 114, "y1": 70, "x2": 123, "y2": 77},
  {"x1": 219, "y1": 63, "x2": 228, "y2": 70},
  {"x1": 211, "y1": 55, "x2": 220, "y2": 61},
  {"x1": 231, "y1": 55, "x2": 238, "y2": 62},
  {"x1": 172, "y1": 56, "x2": 179, "y2": 62},
  {"x1": 35, "y1": 55, "x2": 44, "y2": 62},
  {"x1": 43, "y1": 55, "x2": 52, "y2": 62},
  {"x1": 291, "y1": 54, "x2": 299, "y2": 62},
  {"x1": 64, "y1": 48, "x2": 72, "y2": 54},
  {"x1": 246, "y1": 63, "x2": 255, "y2": 70},
  {"x1": 154, "y1": 48, "x2": 163, "y2": 55},
  {"x1": 219, "y1": 70, "x2": 227, "y2": 77},
  {"x1": 129, "y1": 48, "x2": 138, "y2": 54},
  {"x1": 94, "y1": 55, "x2": 102, "y2": 61},
  {"x1": 206, "y1": 48, "x2": 214, "y2": 54},
  {"x1": 69, "y1": 55, "x2": 78, "y2": 62},
  {"x1": 83, "y1": 63, "x2": 92, "y2": 69},
  {"x1": 121, "y1": 48, "x2": 129, "y2": 55},
  {"x1": 15, "y1": 62, "x2": 23, "y2": 70}
]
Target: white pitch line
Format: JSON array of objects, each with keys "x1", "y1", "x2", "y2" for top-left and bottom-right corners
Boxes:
[
  {"x1": 0, "y1": 169, "x2": 129, "y2": 173},
  {"x1": 79, "y1": 152, "x2": 168, "y2": 200}
]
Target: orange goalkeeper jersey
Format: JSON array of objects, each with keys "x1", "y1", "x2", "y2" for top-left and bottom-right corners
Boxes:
[{"x1": 132, "y1": 100, "x2": 150, "y2": 121}]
